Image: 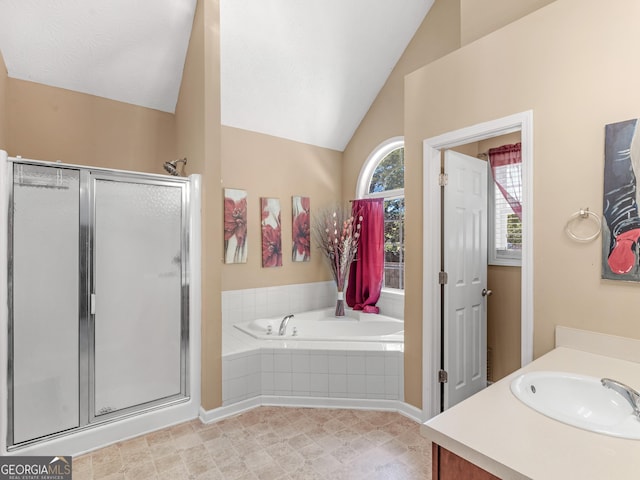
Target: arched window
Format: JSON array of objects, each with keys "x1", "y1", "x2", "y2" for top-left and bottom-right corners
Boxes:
[{"x1": 356, "y1": 137, "x2": 404, "y2": 290}]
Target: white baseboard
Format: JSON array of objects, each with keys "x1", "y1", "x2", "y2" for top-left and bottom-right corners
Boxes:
[{"x1": 199, "y1": 396, "x2": 423, "y2": 425}]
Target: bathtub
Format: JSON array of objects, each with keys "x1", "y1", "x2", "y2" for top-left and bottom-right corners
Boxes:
[{"x1": 234, "y1": 308, "x2": 404, "y2": 342}]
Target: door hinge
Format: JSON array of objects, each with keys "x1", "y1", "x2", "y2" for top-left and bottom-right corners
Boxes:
[
  {"x1": 438, "y1": 173, "x2": 448, "y2": 186},
  {"x1": 439, "y1": 370, "x2": 448, "y2": 383},
  {"x1": 438, "y1": 271, "x2": 448, "y2": 285}
]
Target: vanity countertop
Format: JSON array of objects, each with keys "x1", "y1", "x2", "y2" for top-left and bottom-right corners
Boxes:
[{"x1": 421, "y1": 328, "x2": 640, "y2": 480}]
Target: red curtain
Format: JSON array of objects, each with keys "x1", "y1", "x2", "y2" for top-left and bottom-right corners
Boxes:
[
  {"x1": 346, "y1": 199, "x2": 384, "y2": 313},
  {"x1": 488, "y1": 143, "x2": 522, "y2": 220}
]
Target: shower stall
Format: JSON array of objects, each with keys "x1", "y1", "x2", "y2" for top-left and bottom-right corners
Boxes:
[{"x1": 0, "y1": 151, "x2": 201, "y2": 454}]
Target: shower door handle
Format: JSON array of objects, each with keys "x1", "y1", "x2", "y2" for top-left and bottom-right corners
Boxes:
[{"x1": 90, "y1": 293, "x2": 96, "y2": 315}]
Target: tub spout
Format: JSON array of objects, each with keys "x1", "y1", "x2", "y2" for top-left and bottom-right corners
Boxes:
[{"x1": 279, "y1": 314, "x2": 294, "y2": 336}]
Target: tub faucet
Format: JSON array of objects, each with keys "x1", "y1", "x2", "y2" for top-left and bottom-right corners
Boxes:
[
  {"x1": 601, "y1": 378, "x2": 640, "y2": 420},
  {"x1": 279, "y1": 314, "x2": 294, "y2": 336}
]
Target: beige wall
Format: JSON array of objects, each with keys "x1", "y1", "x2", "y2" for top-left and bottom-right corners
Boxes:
[
  {"x1": 460, "y1": 0, "x2": 556, "y2": 45},
  {"x1": 341, "y1": 0, "x2": 555, "y2": 407},
  {"x1": 6, "y1": 79, "x2": 176, "y2": 173},
  {"x1": 175, "y1": 0, "x2": 223, "y2": 410},
  {"x1": 221, "y1": 126, "x2": 341, "y2": 290},
  {"x1": 342, "y1": 0, "x2": 556, "y2": 202},
  {"x1": 487, "y1": 266, "x2": 521, "y2": 380},
  {"x1": 342, "y1": 0, "x2": 461, "y2": 203},
  {"x1": 405, "y1": 0, "x2": 640, "y2": 409},
  {"x1": 0, "y1": 51, "x2": 7, "y2": 150}
]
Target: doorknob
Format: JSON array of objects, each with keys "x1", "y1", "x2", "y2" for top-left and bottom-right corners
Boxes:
[{"x1": 482, "y1": 288, "x2": 493, "y2": 297}]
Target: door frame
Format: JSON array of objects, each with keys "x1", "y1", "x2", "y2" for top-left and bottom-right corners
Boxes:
[{"x1": 421, "y1": 110, "x2": 534, "y2": 420}]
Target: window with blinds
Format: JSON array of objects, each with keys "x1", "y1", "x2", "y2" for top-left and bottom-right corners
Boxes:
[{"x1": 489, "y1": 162, "x2": 522, "y2": 265}]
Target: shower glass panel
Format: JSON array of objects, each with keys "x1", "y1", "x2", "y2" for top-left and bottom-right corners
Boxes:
[
  {"x1": 92, "y1": 177, "x2": 185, "y2": 416},
  {"x1": 11, "y1": 164, "x2": 80, "y2": 444}
]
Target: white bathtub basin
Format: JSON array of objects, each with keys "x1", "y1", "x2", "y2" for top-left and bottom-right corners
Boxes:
[
  {"x1": 234, "y1": 308, "x2": 404, "y2": 342},
  {"x1": 510, "y1": 371, "x2": 640, "y2": 439}
]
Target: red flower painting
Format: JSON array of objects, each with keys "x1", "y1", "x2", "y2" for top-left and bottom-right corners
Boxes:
[
  {"x1": 292, "y1": 196, "x2": 310, "y2": 262},
  {"x1": 261, "y1": 198, "x2": 282, "y2": 267},
  {"x1": 262, "y1": 224, "x2": 282, "y2": 267},
  {"x1": 223, "y1": 189, "x2": 248, "y2": 263}
]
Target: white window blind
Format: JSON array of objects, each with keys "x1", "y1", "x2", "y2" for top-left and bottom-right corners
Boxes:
[{"x1": 490, "y1": 162, "x2": 522, "y2": 265}]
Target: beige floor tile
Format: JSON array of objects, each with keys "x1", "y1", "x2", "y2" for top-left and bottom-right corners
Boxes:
[
  {"x1": 274, "y1": 450, "x2": 306, "y2": 473},
  {"x1": 157, "y1": 464, "x2": 190, "y2": 480},
  {"x1": 173, "y1": 432, "x2": 202, "y2": 451},
  {"x1": 243, "y1": 449, "x2": 275, "y2": 470},
  {"x1": 192, "y1": 467, "x2": 226, "y2": 479},
  {"x1": 153, "y1": 452, "x2": 184, "y2": 472},
  {"x1": 92, "y1": 458, "x2": 124, "y2": 479},
  {"x1": 91, "y1": 444, "x2": 121, "y2": 466},
  {"x1": 149, "y1": 440, "x2": 178, "y2": 459},
  {"x1": 73, "y1": 454, "x2": 92, "y2": 474},
  {"x1": 120, "y1": 447, "x2": 153, "y2": 464},
  {"x1": 122, "y1": 459, "x2": 157, "y2": 480},
  {"x1": 94, "y1": 473, "x2": 126, "y2": 480},
  {"x1": 169, "y1": 422, "x2": 195, "y2": 438},
  {"x1": 251, "y1": 462, "x2": 288, "y2": 480},
  {"x1": 181, "y1": 444, "x2": 216, "y2": 476},
  {"x1": 216, "y1": 458, "x2": 250, "y2": 480},
  {"x1": 74, "y1": 406, "x2": 432, "y2": 480},
  {"x1": 116, "y1": 435, "x2": 148, "y2": 453},
  {"x1": 145, "y1": 429, "x2": 172, "y2": 447},
  {"x1": 198, "y1": 425, "x2": 224, "y2": 442}
]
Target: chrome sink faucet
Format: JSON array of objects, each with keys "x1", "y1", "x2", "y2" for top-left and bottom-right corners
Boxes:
[
  {"x1": 279, "y1": 314, "x2": 294, "y2": 336},
  {"x1": 601, "y1": 378, "x2": 640, "y2": 420}
]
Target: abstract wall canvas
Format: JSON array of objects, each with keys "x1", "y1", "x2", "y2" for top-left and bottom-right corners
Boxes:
[
  {"x1": 261, "y1": 198, "x2": 282, "y2": 267},
  {"x1": 224, "y1": 188, "x2": 248, "y2": 264},
  {"x1": 602, "y1": 118, "x2": 640, "y2": 281},
  {"x1": 292, "y1": 196, "x2": 310, "y2": 262}
]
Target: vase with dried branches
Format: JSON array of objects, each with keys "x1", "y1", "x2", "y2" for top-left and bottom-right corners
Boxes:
[{"x1": 313, "y1": 206, "x2": 362, "y2": 316}]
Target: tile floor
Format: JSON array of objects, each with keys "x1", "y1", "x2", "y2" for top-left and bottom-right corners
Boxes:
[{"x1": 72, "y1": 406, "x2": 432, "y2": 480}]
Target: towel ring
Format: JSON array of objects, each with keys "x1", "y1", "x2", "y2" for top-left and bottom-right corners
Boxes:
[{"x1": 565, "y1": 208, "x2": 601, "y2": 242}]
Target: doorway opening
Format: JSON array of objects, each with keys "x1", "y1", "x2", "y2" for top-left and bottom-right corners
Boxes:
[{"x1": 421, "y1": 111, "x2": 534, "y2": 420}]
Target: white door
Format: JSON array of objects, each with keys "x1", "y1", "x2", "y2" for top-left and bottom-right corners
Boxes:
[{"x1": 443, "y1": 150, "x2": 488, "y2": 409}]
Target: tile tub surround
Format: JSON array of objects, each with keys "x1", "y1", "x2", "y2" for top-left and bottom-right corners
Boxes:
[
  {"x1": 222, "y1": 282, "x2": 404, "y2": 327},
  {"x1": 73, "y1": 406, "x2": 432, "y2": 480},
  {"x1": 222, "y1": 348, "x2": 404, "y2": 405},
  {"x1": 222, "y1": 282, "x2": 337, "y2": 327},
  {"x1": 221, "y1": 281, "x2": 405, "y2": 408}
]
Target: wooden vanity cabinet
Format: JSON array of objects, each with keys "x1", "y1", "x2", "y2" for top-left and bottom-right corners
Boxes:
[{"x1": 433, "y1": 443, "x2": 501, "y2": 480}]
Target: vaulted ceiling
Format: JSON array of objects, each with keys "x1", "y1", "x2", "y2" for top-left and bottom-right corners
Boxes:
[{"x1": 0, "y1": 0, "x2": 433, "y2": 151}]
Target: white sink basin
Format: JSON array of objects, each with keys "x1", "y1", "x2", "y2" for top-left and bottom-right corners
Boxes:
[{"x1": 510, "y1": 371, "x2": 640, "y2": 439}]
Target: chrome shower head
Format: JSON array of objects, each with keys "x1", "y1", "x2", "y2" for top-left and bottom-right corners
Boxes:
[{"x1": 163, "y1": 158, "x2": 187, "y2": 176}]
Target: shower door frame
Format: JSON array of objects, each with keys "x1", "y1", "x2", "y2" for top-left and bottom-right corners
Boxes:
[
  {"x1": 6, "y1": 158, "x2": 192, "y2": 449},
  {"x1": 86, "y1": 169, "x2": 191, "y2": 426}
]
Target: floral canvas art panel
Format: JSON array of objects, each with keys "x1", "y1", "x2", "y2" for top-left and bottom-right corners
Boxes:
[
  {"x1": 224, "y1": 188, "x2": 248, "y2": 264},
  {"x1": 292, "y1": 196, "x2": 310, "y2": 262},
  {"x1": 261, "y1": 197, "x2": 282, "y2": 267}
]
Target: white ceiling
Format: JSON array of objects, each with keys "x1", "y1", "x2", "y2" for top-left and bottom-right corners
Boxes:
[
  {"x1": 0, "y1": 0, "x2": 433, "y2": 152},
  {"x1": 0, "y1": 0, "x2": 197, "y2": 113}
]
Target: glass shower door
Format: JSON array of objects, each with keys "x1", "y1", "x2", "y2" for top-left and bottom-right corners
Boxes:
[
  {"x1": 11, "y1": 164, "x2": 80, "y2": 444},
  {"x1": 91, "y1": 175, "x2": 187, "y2": 418}
]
